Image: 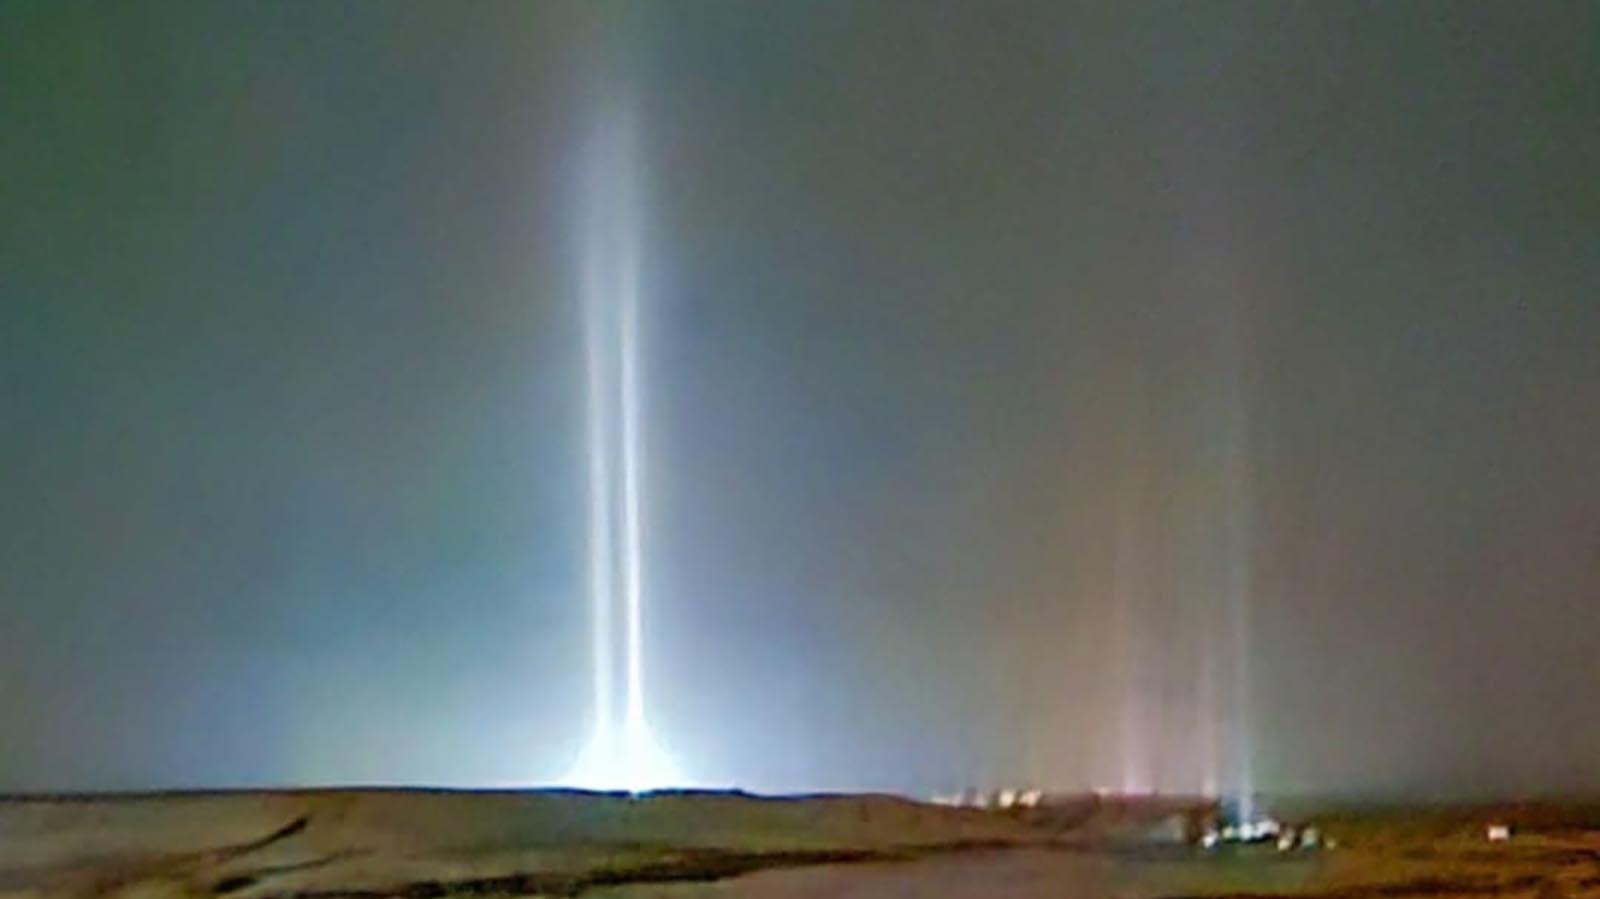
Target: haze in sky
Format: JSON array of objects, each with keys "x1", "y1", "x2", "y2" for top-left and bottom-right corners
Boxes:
[{"x1": 2, "y1": 1, "x2": 1597, "y2": 797}]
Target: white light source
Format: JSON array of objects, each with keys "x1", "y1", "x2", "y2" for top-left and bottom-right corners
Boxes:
[{"x1": 562, "y1": 97, "x2": 684, "y2": 794}]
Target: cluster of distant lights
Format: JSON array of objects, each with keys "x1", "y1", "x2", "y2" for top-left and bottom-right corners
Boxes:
[
  {"x1": 1200, "y1": 817, "x2": 1326, "y2": 851},
  {"x1": 929, "y1": 788, "x2": 1045, "y2": 809},
  {"x1": 932, "y1": 787, "x2": 1343, "y2": 854}
]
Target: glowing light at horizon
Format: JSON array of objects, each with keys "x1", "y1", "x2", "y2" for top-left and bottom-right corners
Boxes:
[{"x1": 562, "y1": 96, "x2": 684, "y2": 793}]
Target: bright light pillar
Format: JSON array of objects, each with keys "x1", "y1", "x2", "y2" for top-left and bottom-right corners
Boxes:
[{"x1": 562, "y1": 97, "x2": 683, "y2": 793}]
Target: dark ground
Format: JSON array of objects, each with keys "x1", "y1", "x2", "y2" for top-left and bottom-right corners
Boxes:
[{"x1": 4, "y1": 790, "x2": 1598, "y2": 898}]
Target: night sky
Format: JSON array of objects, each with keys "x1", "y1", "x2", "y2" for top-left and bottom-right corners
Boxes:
[{"x1": 3, "y1": 2, "x2": 1598, "y2": 797}]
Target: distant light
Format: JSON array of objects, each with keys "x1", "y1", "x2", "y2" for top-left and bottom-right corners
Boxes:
[
  {"x1": 564, "y1": 716, "x2": 682, "y2": 794},
  {"x1": 1487, "y1": 824, "x2": 1512, "y2": 842}
]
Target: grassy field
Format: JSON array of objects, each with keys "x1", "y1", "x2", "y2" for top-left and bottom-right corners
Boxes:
[
  {"x1": 3, "y1": 791, "x2": 1599, "y2": 898},
  {"x1": 0, "y1": 788, "x2": 1046, "y2": 898}
]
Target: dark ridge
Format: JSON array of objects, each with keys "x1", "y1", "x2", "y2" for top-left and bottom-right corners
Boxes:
[
  {"x1": 210, "y1": 853, "x2": 366, "y2": 893},
  {"x1": 259, "y1": 841, "x2": 1032, "y2": 898},
  {"x1": 260, "y1": 848, "x2": 899, "y2": 899},
  {"x1": 230, "y1": 816, "x2": 310, "y2": 855},
  {"x1": 1161, "y1": 873, "x2": 1550, "y2": 899},
  {"x1": 214, "y1": 875, "x2": 260, "y2": 894}
]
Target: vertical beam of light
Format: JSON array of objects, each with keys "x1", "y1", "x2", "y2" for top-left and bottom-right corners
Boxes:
[
  {"x1": 584, "y1": 227, "x2": 616, "y2": 749},
  {"x1": 1112, "y1": 488, "x2": 1148, "y2": 795},
  {"x1": 1222, "y1": 317, "x2": 1255, "y2": 821},
  {"x1": 562, "y1": 94, "x2": 684, "y2": 793},
  {"x1": 1194, "y1": 291, "x2": 1257, "y2": 821},
  {"x1": 619, "y1": 221, "x2": 647, "y2": 729},
  {"x1": 1148, "y1": 121, "x2": 1264, "y2": 816},
  {"x1": 1108, "y1": 391, "x2": 1152, "y2": 797},
  {"x1": 1195, "y1": 620, "x2": 1220, "y2": 798}
]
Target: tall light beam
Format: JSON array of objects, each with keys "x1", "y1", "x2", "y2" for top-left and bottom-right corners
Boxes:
[{"x1": 562, "y1": 96, "x2": 684, "y2": 793}]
